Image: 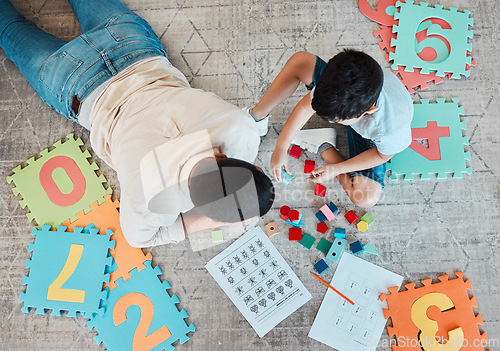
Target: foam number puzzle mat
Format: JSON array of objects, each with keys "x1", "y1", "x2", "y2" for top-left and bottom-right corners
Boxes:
[
  {"x1": 380, "y1": 272, "x2": 488, "y2": 350},
  {"x1": 21, "y1": 225, "x2": 114, "y2": 317},
  {"x1": 387, "y1": 98, "x2": 472, "y2": 180},
  {"x1": 390, "y1": 0, "x2": 473, "y2": 78},
  {"x1": 87, "y1": 261, "x2": 195, "y2": 351},
  {"x1": 62, "y1": 194, "x2": 152, "y2": 290},
  {"x1": 6, "y1": 133, "x2": 112, "y2": 227}
]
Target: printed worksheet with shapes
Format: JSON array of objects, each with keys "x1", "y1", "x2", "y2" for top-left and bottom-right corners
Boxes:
[
  {"x1": 308, "y1": 253, "x2": 403, "y2": 351},
  {"x1": 205, "y1": 226, "x2": 312, "y2": 337}
]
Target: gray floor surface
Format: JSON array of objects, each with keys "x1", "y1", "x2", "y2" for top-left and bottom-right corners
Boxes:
[{"x1": 0, "y1": 0, "x2": 499, "y2": 350}]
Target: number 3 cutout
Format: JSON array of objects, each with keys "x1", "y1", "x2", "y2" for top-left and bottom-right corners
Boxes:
[
  {"x1": 411, "y1": 292, "x2": 464, "y2": 351},
  {"x1": 113, "y1": 292, "x2": 172, "y2": 351}
]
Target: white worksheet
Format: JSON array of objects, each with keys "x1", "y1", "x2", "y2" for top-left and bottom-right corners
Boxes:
[
  {"x1": 308, "y1": 253, "x2": 403, "y2": 351},
  {"x1": 205, "y1": 226, "x2": 312, "y2": 337}
]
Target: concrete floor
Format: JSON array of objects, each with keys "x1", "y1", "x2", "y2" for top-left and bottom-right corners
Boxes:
[{"x1": 1, "y1": 0, "x2": 499, "y2": 350}]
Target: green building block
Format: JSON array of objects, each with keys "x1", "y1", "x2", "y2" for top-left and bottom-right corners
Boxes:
[
  {"x1": 316, "y1": 238, "x2": 333, "y2": 255},
  {"x1": 360, "y1": 213, "x2": 374, "y2": 225},
  {"x1": 299, "y1": 233, "x2": 316, "y2": 250}
]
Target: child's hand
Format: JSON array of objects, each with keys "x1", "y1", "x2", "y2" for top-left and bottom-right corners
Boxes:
[
  {"x1": 270, "y1": 147, "x2": 291, "y2": 182},
  {"x1": 310, "y1": 164, "x2": 340, "y2": 183}
]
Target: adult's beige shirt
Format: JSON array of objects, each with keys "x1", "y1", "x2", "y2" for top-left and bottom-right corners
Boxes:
[{"x1": 88, "y1": 56, "x2": 260, "y2": 248}]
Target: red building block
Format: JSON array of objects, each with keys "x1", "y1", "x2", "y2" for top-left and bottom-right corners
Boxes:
[
  {"x1": 345, "y1": 210, "x2": 359, "y2": 224},
  {"x1": 289, "y1": 227, "x2": 302, "y2": 241},
  {"x1": 280, "y1": 206, "x2": 290, "y2": 221},
  {"x1": 317, "y1": 222, "x2": 328, "y2": 234},
  {"x1": 315, "y1": 183, "x2": 326, "y2": 197},
  {"x1": 287, "y1": 209, "x2": 300, "y2": 222},
  {"x1": 304, "y1": 160, "x2": 315, "y2": 174},
  {"x1": 289, "y1": 145, "x2": 302, "y2": 159}
]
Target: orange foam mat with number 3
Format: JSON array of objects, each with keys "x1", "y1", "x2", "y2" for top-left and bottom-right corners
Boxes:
[{"x1": 380, "y1": 271, "x2": 489, "y2": 351}]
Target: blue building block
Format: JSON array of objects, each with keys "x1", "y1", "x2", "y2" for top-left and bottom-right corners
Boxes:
[
  {"x1": 350, "y1": 240, "x2": 364, "y2": 255},
  {"x1": 325, "y1": 237, "x2": 347, "y2": 263},
  {"x1": 315, "y1": 210, "x2": 327, "y2": 223},
  {"x1": 286, "y1": 212, "x2": 303, "y2": 227},
  {"x1": 327, "y1": 202, "x2": 339, "y2": 215},
  {"x1": 314, "y1": 259, "x2": 329, "y2": 274},
  {"x1": 281, "y1": 169, "x2": 294, "y2": 186},
  {"x1": 333, "y1": 228, "x2": 346, "y2": 239}
]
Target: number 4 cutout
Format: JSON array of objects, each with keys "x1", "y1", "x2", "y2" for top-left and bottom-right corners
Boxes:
[{"x1": 409, "y1": 121, "x2": 450, "y2": 161}]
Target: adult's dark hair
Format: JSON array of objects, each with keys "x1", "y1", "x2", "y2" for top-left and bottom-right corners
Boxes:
[
  {"x1": 311, "y1": 48, "x2": 384, "y2": 121},
  {"x1": 189, "y1": 157, "x2": 275, "y2": 223}
]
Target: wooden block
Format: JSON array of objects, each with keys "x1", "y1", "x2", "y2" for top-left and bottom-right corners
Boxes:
[
  {"x1": 289, "y1": 144, "x2": 302, "y2": 159},
  {"x1": 327, "y1": 202, "x2": 339, "y2": 215},
  {"x1": 314, "y1": 259, "x2": 329, "y2": 274},
  {"x1": 357, "y1": 220, "x2": 369, "y2": 232},
  {"x1": 264, "y1": 222, "x2": 280, "y2": 237},
  {"x1": 363, "y1": 243, "x2": 379, "y2": 255},
  {"x1": 344, "y1": 210, "x2": 359, "y2": 224},
  {"x1": 281, "y1": 169, "x2": 294, "y2": 186},
  {"x1": 289, "y1": 227, "x2": 302, "y2": 241},
  {"x1": 334, "y1": 228, "x2": 346, "y2": 238},
  {"x1": 299, "y1": 233, "x2": 316, "y2": 249},
  {"x1": 280, "y1": 206, "x2": 290, "y2": 221},
  {"x1": 315, "y1": 183, "x2": 327, "y2": 197},
  {"x1": 326, "y1": 237, "x2": 347, "y2": 263},
  {"x1": 315, "y1": 210, "x2": 327, "y2": 223},
  {"x1": 287, "y1": 209, "x2": 300, "y2": 222},
  {"x1": 317, "y1": 222, "x2": 328, "y2": 234},
  {"x1": 350, "y1": 240, "x2": 364, "y2": 254},
  {"x1": 316, "y1": 238, "x2": 332, "y2": 254},
  {"x1": 319, "y1": 204, "x2": 335, "y2": 221},
  {"x1": 304, "y1": 160, "x2": 315, "y2": 173},
  {"x1": 360, "y1": 212, "x2": 374, "y2": 225}
]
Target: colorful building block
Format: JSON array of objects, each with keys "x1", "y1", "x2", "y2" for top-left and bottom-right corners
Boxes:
[
  {"x1": 211, "y1": 230, "x2": 223, "y2": 242},
  {"x1": 287, "y1": 209, "x2": 300, "y2": 222},
  {"x1": 334, "y1": 228, "x2": 346, "y2": 238},
  {"x1": 360, "y1": 212, "x2": 374, "y2": 225},
  {"x1": 280, "y1": 206, "x2": 290, "y2": 221},
  {"x1": 317, "y1": 222, "x2": 328, "y2": 234},
  {"x1": 314, "y1": 183, "x2": 327, "y2": 197},
  {"x1": 357, "y1": 221, "x2": 369, "y2": 232},
  {"x1": 281, "y1": 170, "x2": 294, "y2": 186},
  {"x1": 350, "y1": 240, "x2": 364, "y2": 254},
  {"x1": 316, "y1": 238, "x2": 333, "y2": 254},
  {"x1": 304, "y1": 160, "x2": 315, "y2": 173},
  {"x1": 344, "y1": 210, "x2": 359, "y2": 224},
  {"x1": 326, "y1": 237, "x2": 347, "y2": 263},
  {"x1": 286, "y1": 211, "x2": 303, "y2": 228},
  {"x1": 327, "y1": 202, "x2": 339, "y2": 215},
  {"x1": 315, "y1": 210, "x2": 327, "y2": 223},
  {"x1": 363, "y1": 243, "x2": 379, "y2": 256},
  {"x1": 264, "y1": 222, "x2": 280, "y2": 237},
  {"x1": 289, "y1": 145, "x2": 302, "y2": 159},
  {"x1": 319, "y1": 204, "x2": 335, "y2": 221},
  {"x1": 314, "y1": 259, "x2": 329, "y2": 274},
  {"x1": 299, "y1": 233, "x2": 316, "y2": 250},
  {"x1": 289, "y1": 227, "x2": 302, "y2": 241}
]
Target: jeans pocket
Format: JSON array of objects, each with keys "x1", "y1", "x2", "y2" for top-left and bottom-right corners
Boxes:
[
  {"x1": 106, "y1": 14, "x2": 153, "y2": 41},
  {"x1": 39, "y1": 52, "x2": 83, "y2": 102}
]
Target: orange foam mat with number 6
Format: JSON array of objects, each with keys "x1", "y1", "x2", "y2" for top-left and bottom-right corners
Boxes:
[
  {"x1": 62, "y1": 194, "x2": 152, "y2": 290},
  {"x1": 380, "y1": 271, "x2": 489, "y2": 350}
]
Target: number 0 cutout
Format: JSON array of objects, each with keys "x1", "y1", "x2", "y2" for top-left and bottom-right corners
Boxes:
[
  {"x1": 411, "y1": 292, "x2": 464, "y2": 351},
  {"x1": 113, "y1": 292, "x2": 172, "y2": 351},
  {"x1": 409, "y1": 121, "x2": 450, "y2": 161},
  {"x1": 39, "y1": 155, "x2": 87, "y2": 206},
  {"x1": 47, "y1": 244, "x2": 86, "y2": 303}
]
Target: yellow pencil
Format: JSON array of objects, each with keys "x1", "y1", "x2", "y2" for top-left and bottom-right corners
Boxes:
[{"x1": 311, "y1": 272, "x2": 355, "y2": 305}]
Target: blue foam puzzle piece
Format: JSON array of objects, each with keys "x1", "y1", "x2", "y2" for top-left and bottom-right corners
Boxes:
[
  {"x1": 387, "y1": 98, "x2": 472, "y2": 180},
  {"x1": 327, "y1": 202, "x2": 339, "y2": 215},
  {"x1": 350, "y1": 241, "x2": 364, "y2": 255},
  {"x1": 281, "y1": 170, "x2": 294, "y2": 186},
  {"x1": 314, "y1": 259, "x2": 329, "y2": 274},
  {"x1": 315, "y1": 211, "x2": 327, "y2": 223},
  {"x1": 325, "y1": 237, "x2": 347, "y2": 263},
  {"x1": 21, "y1": 225, "x2": 114, "y2": 317},
  {"x1": 87, "y1": 261, "x2": 195, "y2": 350},
  {"x1": 333, "y1": 228, "x2": 346, "y2": 239}
]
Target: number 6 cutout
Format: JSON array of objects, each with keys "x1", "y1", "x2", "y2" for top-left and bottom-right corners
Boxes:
[{"x1": 113, "y1": 292, "x2": 172, "y2": 351}]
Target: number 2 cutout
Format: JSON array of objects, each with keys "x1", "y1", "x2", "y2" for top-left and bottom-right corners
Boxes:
[
  {"x1": 411, "y1": 292, "x2": 464, "y2": 351},
  {"x1": 113, "y1": 292, "x2": 172, "y2": 351},
  {"x1": 409, "y1": 121, "x2": 450, "y2": 161},
  {"x1": 47, "y1": 244, "x2": 86, "y2": 303}
]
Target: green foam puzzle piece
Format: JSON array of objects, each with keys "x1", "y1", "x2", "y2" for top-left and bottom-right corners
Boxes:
[
  {"x1": 390, "y1": 0, "x2": 473, "y2": 78},
  {"x1": 299, "y1": 233, "x2": 316, "y2": 249},
  {"x1": 6, "y1": 134, "x2": 112, "y2": 227},
  {"x1": 316, "y1": 238, "x2": 332, "y2": 255},
  {"x1": 387, "y1": 98, "x2": 472, "y2": 180}
]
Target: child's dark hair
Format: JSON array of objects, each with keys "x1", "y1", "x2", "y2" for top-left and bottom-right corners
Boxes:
[
  {"x1": 189, "y1": 158, "x2": 275, "y2": 223},
  {"x1": 311, "y1": 49, "x2": 384, "y2": 121}
]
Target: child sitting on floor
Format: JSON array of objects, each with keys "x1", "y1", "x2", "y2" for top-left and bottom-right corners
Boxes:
[{"x1": 245, "y1": 49, "x2": 413, "y2": 208}]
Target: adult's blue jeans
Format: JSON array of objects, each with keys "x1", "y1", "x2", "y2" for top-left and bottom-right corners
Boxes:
[{"x1": 0, "y1": 0, "x2": 167, "y2": 122}]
